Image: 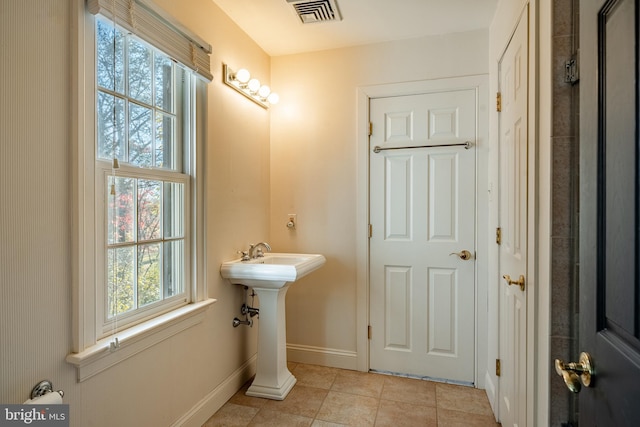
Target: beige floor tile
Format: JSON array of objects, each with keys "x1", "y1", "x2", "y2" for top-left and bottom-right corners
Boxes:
[
  {"x1": 202, "y1": 364, "x2": 502, "y2": 427},
  {"x1": 291, "y1": 364, "x2": 340, "y2": 389},
  {"x1": 248, "y1": 408, "x2": 314, "y2": 427},
  {"x1": 374, "y1": 400, "x2": 438, "y2": 427},
  {"x1": 436, "y1": 408, "x2": 501, "y2": 427},
  {"x1": 263, "y1": 385, "x2": 329, "y2": 418},
  {"x1": 228, "y1": 380, "x2": 269, "y2": 409},
  {"x1": 315, "y1": 391, "x2": 379, "y2": 427},
  {"x1": 435, "y1": 383, "x2": 494, "y2": 416},
  {"x1": 380, "y1": 375, "x2": 437, "y2": 407},
  {"x1": 203, "y1": 402, "x2": 258, "y2": 427},
  {"x1": 331, "y1": 370, "x2": 385, "y2": 398}
]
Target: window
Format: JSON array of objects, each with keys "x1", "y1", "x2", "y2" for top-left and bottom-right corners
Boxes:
[
  {"x1": 95, "y1": 18, "x2": 191, "y2": 335},
  {"x1": 67, "y1": 0, "x2": 213, "y2": 379}
]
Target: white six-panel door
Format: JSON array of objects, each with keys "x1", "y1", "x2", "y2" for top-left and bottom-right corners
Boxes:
[
  {"x1": 497, "y1": 7, "x2": 528, "y2": 427},
  {"x1": 369, "y1": 89, "x2": 477, "y2": 383}
]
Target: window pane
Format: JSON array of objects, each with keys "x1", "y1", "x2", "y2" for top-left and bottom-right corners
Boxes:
[
  {"x1": 155, "y1": 112, "x2": 174, "y2": 169},
  {"x1": 128, "y1": 38, "x2": 152, "y2": 104},
  {"x1": 107, "y1": 176, "x2": 135, "y2": 244},
  {"x1": 97, "y1": 91, "x2": 125, "y2": 161},
  {"x1": 129, "y1": 104, "x2": 153, "y2": 167},
  {"x1": 164, "y1": 240, "x2": 184, "y2": 298},
  {"x1": 96, "y1": 19, "x2": 124, "y2": 93},
  {"x1": 138, "y1": 243, "x2": 162, "y2": 307},
  {"x1": 164, "y1": 182, "x2": 184, "y2": 238},
  {"x1": 155, "y1": 54, "x2": 173, "y2": 113},
  {"x1": 107, "y1": 246, "x2": 135, "y2": 318},
  {"x1": 138, "y1": 179, "x2": 162, "y2": 241}
]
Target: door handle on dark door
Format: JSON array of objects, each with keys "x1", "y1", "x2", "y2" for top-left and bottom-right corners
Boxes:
[
  {"x1": 554, "y1": 352, "x2": 594, "y2": 393},
  {"x1": 449, "y1": 250, "x2": 472, "y2": 260}
]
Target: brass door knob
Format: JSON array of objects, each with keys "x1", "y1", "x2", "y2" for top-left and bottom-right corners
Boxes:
[
  {"x1": 554, "y1": 352, "x2": 594, "y2": 393},
  {"x1": 502, "y1": 274, "x2": 525, "y2": 291},
  {"x1": 449, "y1": 250, "x2": 473, "y2": 260}
]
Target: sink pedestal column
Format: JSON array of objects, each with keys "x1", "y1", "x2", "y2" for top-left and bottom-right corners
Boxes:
[{"x1": 246, "y1": 284, "x2": 296, "y2": 400}]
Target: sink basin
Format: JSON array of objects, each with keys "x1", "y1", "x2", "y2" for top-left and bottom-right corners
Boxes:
[{"x1": 220, "y1": 253, "x2": 326, "y2": 289}]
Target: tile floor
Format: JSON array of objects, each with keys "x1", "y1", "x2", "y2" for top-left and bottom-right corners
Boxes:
[{"x1": 203, "y1": 362, "x2": 501, "y2": 427}]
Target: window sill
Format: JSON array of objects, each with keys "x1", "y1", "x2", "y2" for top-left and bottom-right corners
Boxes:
[{"x1": 66, "y1": 298, "x2": 216, "y2": 382}]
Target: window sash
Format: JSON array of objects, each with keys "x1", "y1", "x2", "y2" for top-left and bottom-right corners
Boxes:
[
  {"x1": 96, "y1": 18, "x2": 186, "y2": 171},
  {"x1": 87, "y1": 0, "x2": 212, "y2": 81},
  {"x1": 96, "y1": 164, "x2": 192, "y2": 338}
]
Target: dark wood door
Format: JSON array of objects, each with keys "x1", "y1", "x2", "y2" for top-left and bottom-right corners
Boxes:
[{"x1": 580, "y1": 0, "x2": 640, "y2": 425}]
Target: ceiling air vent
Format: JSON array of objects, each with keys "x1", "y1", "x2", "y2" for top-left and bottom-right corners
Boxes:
[{"x1": 287, "y1": 0, "x2": 342, "y2": 24}]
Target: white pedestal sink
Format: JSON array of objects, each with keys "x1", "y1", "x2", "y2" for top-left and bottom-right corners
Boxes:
[{"x1": 220, "y1": 253, "x2": 326, "y2": 400}]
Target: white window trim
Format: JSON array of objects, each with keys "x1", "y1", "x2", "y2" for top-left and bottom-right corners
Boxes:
[
  {"x1": 66, "y1": 300, "x2": 214, "y2": 381},
  {"x1": 68, "y1": 0, "x2": 213, "y2": 381}
]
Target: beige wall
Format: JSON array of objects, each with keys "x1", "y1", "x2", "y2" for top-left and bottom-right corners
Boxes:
[
  {"x1": 0, "y1": 0, "x2": 75, "y2": 414},
  {"x1": 269, "y1": 31, "x2": 489, "y2": 359}
]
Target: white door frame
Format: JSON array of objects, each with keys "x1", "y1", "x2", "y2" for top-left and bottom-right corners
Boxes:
[{"x1": 355, "y1": 75, "x2": 490, "y2": 388}]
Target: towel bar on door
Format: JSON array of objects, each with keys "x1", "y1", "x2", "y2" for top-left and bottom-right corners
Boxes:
[{"x1": 373, "y1": 141, "x2": 472, "y2": 153}]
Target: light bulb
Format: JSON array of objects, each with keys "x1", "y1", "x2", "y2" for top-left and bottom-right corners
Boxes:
[
  {"x1": 235, "y1": 68, "x2": 250, "y2": 84},
  {"x1": 248, "y1": 78, "x2": 260, "y2": 93},
  {"x1": 267, "y1": 92, "x2": 279, "y2": 105},
  {"x1": 258, "y1": 85, "x2": 271, "y2": 99}
]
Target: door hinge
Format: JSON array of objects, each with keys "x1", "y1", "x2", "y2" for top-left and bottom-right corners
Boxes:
[
  {"x1": 496, "y1": 359, "x2": 501, "y2": 377},
  {"x1": 368, "y1": 325, "x2": 372, "y2": 340},
  {"x1": 368, "y1": 224, "x2": 373, "y2": 238},
  {"x1": 368, "y1": 122, "x2": 373, "y2": 136},
  {"x1": 496, "y1": 92, "x2": 502, "y2": 112},
  {"x1": 496, "y1": 227, "x2": 502, "y2": 245}
]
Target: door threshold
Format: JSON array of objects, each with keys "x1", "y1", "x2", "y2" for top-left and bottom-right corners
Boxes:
[{"x1": 369, "y1": 369, "x2": 475, "y2": 388}]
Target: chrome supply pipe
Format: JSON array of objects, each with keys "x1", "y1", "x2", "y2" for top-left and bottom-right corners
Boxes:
[
  {"x1": 233, "y1": 317, "x2": 252, "y2": 327},
  {"x1": 233, "y1": 286, "x2": 257, "y2": 327}
]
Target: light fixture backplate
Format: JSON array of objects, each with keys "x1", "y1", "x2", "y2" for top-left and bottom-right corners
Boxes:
[{"x1": 222, "y1": 63, "x2": 270, "y2": 109}]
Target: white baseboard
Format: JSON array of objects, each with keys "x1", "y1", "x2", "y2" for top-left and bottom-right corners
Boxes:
[
  {"x1": 172, "y1": 355, "x2": 257, "y2": 427},
  {"x1": 287, "y1": 344, "x2": 358, "y2": 370}
]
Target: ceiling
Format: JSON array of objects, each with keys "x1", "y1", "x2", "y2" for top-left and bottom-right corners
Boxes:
[{"x1": 210, "y1": 0, "x2": 499, "y2": 57}]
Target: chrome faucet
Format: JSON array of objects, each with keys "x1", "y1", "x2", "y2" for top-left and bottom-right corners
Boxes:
[{"x1": 249, "y1": 242, "x2": 271, "y2": 259}]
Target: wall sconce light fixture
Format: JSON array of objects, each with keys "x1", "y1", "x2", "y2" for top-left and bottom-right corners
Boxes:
[{"x1": 223, "y1": 63, "x2": 279, "y2": 109}]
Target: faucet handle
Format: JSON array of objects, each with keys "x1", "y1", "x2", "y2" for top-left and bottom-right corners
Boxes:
[
  {"x1": 238, "y1": 250, "x2": 250, "y2": 261},
  {"x1": 255, "y1": 248, "x2": 265, "y2": 257}
]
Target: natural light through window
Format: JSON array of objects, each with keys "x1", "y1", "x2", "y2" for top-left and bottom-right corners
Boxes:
[{"x1": 96, "y1": 17, "x2": 190, "y2": 334}]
